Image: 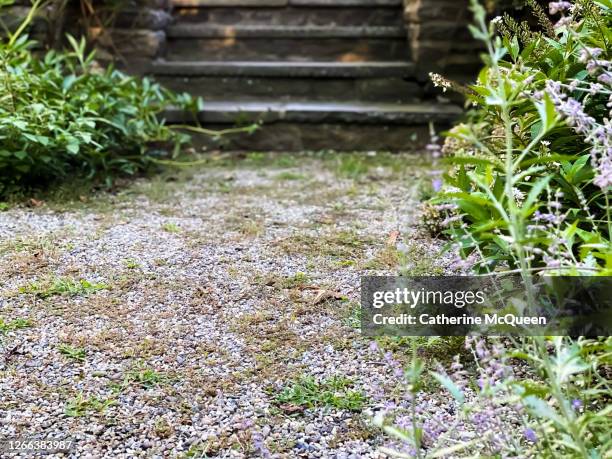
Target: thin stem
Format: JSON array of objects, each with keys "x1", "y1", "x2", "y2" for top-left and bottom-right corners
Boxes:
[{"x1": 533, "y1": 337, "x2": 590, "y2": 457}]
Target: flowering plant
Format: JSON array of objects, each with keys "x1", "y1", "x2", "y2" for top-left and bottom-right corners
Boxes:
[
  {"x1": 371, "y1": 3, "x2": 611, "y2": 458},
  {"x1": 430, "y1": 0, "x2": 611, "y2": 275},
  {"x1": 371, "y1": 336, "x2": 611, "y2": 458}
]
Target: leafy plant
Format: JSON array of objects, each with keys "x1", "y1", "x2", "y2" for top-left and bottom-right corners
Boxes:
[
  {"x1": 0, "y1": 317, "x2": 32, "y2": 333},
  {"x1": 430, "y1": 0, "x2": 611, "y2": 275},
  {"x1": 65, "y1": 392, "x2": 115, "y2": 417},
  {"x1": 124, "y1": 366, "x2": 168, "y2": 389},
  {"x1": 374, "y1": 336, "x2": 612, "y2": 458},
  {"x1": 161, "y1": 222, "x2": 181, "y2": 233},
  {"x1": 0, "y1": 1, "x2": 206, "y2": 196},
  {"x1": 58, "y1": 343, "x2": 86, "y2": 361},
  {"x1": 375, "y1": 2, "x2": 612, "y2": 457},
  {"x1": 276, "y1": 375, "x2": 367, "y2": 412},
  {"x1": 19, "y1": 276, "x2": 108, "y2": 297}
]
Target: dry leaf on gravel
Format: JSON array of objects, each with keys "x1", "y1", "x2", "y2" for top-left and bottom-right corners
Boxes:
[
  {"x1": 311, "y1": 289, "x2": 345, "y2": 305},
  {"x1": 387, "y1": 230, "x2": 400, "y2": 246}
]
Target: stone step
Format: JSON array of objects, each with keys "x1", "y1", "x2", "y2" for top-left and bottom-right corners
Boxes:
[
  {"x1": 172, "y1": 0, "x2": 402, "y2": 7},
  {"x1": 163, "y1": 100, "x2": 462, "y2": 125},
  {"x1": 167, "y1": 24, "x2": 405, "y2": 38},
  {"x1": 164, "y1": 36, "x2": 408, "y2": 61},
  {"x1": 189, "y1": 122, "x2": 432, "y2": 151},
  {"x1": 152, "y1": 60, "x2": 414, "y2": 78},
  {"x1": 165, "y1": 101, "x2": 461, "y2": 150},
  {"x1": 173, "y1": 6, "x2": 403, "y2": 27},
  {"x1": 155, "y1": 75, "x2": 423, "y2": 104}
]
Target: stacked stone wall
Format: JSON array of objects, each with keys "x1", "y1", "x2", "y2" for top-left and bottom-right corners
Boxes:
[{"x1": 403, "y1": 0, "x2": 483, "y2": 80}]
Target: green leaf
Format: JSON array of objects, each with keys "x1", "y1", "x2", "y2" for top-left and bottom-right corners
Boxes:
[
  {"x1": 67, "y1": 142, "x2": 80, "y2": 155},
  {"x1": 522, "y1": 176, "x2": 553, "y2": 217},
  {"x1": 535, "y1": 93, "x2": 558, "y2": 133},
  {"x1": 63, "y1": 74, "x2": 77, "y2": 92},
  {"x1": 23, "y1": 133, "x2": 50, "y2": 146},
  {"x1": 523, "y1": 395, "x2": 563, "y2": 426},
  {"x1": 430, "y1": 371, "x2": 465, "y2": 404}
]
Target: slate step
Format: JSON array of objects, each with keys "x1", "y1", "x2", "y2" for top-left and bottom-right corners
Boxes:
[
  {"x1": 190, "y1": 122, "x2": 433, "y2": 151},
  {"x1": 173, "y1": 5, "x2": 403, "y2": 27},
  {"x1": 172, "y1": 0, "x2": 402, "y2": 7},
  {"x1": 164, "y1": 100, "x2": 462, "y2": 125},
  {"x1": 167, "y1": 24, "x2": 405, "y2": 38},
  {"x1": 155, "y1": 75, "x2": 423, "y2": 104},
  {"x1": 164, "y1": 36, "x2": 408, "y2": 61},
  {"x1": 166, "y1": 101, "x2": 460, "y2": 150},
  {"x1": 152, "y1": 60, "x2": 414, "y2": 78}
]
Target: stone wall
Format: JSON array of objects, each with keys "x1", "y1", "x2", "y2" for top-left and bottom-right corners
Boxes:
[
  {"x1": 403, "y1": 0, "x2": 483, "y2": 80},
  {"x1": 0, "y1": 0, "x2": 170, "y2": 72},
  {"x1": 75, "y1": 0, "x2": 172, "y2": 73},
  {"x1": 0, "y1": 0, "x2": 59, "y2": 45}
]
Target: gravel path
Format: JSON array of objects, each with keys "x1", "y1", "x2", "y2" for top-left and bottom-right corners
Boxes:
[{"x1": 0, "y1": 152, "x2": 459, "y2": 458}]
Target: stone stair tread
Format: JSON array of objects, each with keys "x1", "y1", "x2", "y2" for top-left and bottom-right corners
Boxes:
[
  {"x1": 152, "y1": 60, "x2": 414, "y2": 77},
  {"x1": 164, "y1": 100, "x2": 462, "y2": 124},
  {"x1": 172, "y1": 0, "x2": 401, "y2": 6},
  {"x1": 167, "y1": 24, "x2": 405, "y2": 38}
]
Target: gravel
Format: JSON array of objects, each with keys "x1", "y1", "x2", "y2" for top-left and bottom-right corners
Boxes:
[{"x1": 0, "y1": 153, "x2": 513, "y2": 458}]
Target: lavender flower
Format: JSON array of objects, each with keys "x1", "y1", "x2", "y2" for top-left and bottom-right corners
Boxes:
[
  {"x1": 549, "y1": 1, "x2": 572, "y2": 15},
  {"x1": 524, "y1": 428, "x2": 538, "y2": 443},
  {"x1": 546, "y1": 80, "x2": 612, "y2": 189},
  {"x1": 251, "y1": 431, "x2": 271, "y2": 458}
]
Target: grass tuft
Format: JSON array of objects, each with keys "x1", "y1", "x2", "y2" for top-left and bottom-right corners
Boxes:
[
  {"x1": 276, "y1": 375, "x2": 366, "y2": 412},
  {"x1": 19, "y1": 277, "x2": 108, "y2": 298}
]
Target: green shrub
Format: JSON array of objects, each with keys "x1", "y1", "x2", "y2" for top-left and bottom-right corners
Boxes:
[
  {"x1": 430, "y1": 0, "x2": 611, "y2": 275},
  {"x1": 0, "y1": 4, "x2": 199, "y2": 196}
]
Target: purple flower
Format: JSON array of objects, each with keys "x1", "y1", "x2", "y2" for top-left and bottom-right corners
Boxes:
[
  {"x1": 426, "y1": 142, "x2": 442, "y2": 159},
  {"x1": 572, "y1": 399, "x2": 583, "y2": 410},
  {"x1": 252, "y1": 431, "x2": 271, "y2": 458},
  {"x1": 549, "y1": 1, "x2": 571, "y2": 15},
  {"x1": 545, "y1": 80, "x2": 612, "y2": 189},
  {"x1": 524, "y1": 428, "x2": 538, "y2": 443},
  {"x1": 432, "y1": 178, "x2": 443, "y2": 192},
  {"x1": 599, "y1": 73, "x2": 612, "y2": 85}
]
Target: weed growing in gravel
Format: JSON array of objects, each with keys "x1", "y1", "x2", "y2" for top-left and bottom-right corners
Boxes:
[
  {"x1": 0, "y1": 234, "x2": 63, "y2": 257},
  {"x1": 255, "y1": 271, "x2": 312, "y2": 290},
  {"x1": 341, "y1": 302, "x2": 362, "y2": 329},
  {"x1": 124, "y1": 366, "x2": 169, "y2": 389},
  {"x1": 0, "y1": 317, "x2": 32, "y2": 334},
  {"x1": 58, "y1": 344, "x2": 87, "y2": 362},
  {"x1": 153, "y1": 418, "x2": 174, "y2": 439},
  {"x1": 281, "y1": 272, "x2": 311, "y2": 289},
  {"x1": 397, "y1": 242, "x2": 445, "y2": 276},
  {"x1": 243, "y1": 152, "x2": 298, "y2": 169},
  {"x1": 65, "y1": 393, "x2": 116, "y2": 417},
  {"x1": 277, "y1": 230, "x2": 375, "y2": 261},
  {"x1": 123, "y1": 258, "x2": 141, "y2": 269},
  {"x1": 333, "y1": 155, "x2": 371, "y2": 180},
  {"x1": 275, "y1": 171, "x2": 308, "y2": 181},
  {"x1": 19, "y1": 277, "x2": 108, "y2": 298},
  {"x1": 276, "y1": 375, "x2": 366, "y2": 412},
  {"x1": 363, "y1": 246, "x2": 400, "y2": 270},
  {"x1": 237, "y1": 219, "x2": 265, "y2": 237},
  {"x1": 161, "y1": 222, "x2": 181, "y2": 233}
]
